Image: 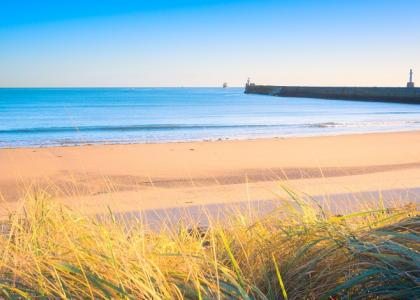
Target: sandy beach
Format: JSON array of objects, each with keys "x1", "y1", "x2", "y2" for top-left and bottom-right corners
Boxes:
[{"x1": 1, "y1": 130, "x2": 420, "y2": 216}]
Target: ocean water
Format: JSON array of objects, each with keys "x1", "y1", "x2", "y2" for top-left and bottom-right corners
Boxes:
[{"x1": 1, "y1": 87, "x2": 420, "y2": 148}]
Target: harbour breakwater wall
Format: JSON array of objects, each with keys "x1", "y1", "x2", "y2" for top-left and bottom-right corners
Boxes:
[{"x1": 245, "y1": 85, "x2": 420, "y2": 104}]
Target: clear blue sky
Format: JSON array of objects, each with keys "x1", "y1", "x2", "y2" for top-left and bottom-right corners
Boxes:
[{"x1": 1, "y1": 0, "x2": 419, "y2": 87}]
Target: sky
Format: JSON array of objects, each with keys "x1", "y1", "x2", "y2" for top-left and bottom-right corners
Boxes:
[{"x1": 0, "y1": 0, "x2": 419, "y2": 87}]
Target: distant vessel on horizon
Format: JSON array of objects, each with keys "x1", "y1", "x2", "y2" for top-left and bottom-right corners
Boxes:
[{"x1": 223, "y1": 82, "x2": 228, "y2": 88}]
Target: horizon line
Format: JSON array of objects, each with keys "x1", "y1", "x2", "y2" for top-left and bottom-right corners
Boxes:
[
  {"x1": 0, "y1": 86, "x2": 245, "y2": 89},
  {"x1": 0, "y1": 84, "x2": 415, "y2": 89}
]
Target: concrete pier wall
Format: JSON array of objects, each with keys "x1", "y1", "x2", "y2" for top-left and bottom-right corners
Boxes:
[{"x1": 245, "y1": 85, "x2": 420, "y2": 104}]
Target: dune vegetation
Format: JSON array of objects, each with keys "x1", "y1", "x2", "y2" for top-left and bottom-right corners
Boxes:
[{"x1": 0, "y1": 189, "x2": 418, "y2": 299}]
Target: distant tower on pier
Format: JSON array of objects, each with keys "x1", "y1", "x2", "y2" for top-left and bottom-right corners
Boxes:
[
  {"x1": 407, "y1": 69, "x2": 415, "y2": 88},
  {"x1": 245, "y1": 78, "x2": 254, "y2": 88}
]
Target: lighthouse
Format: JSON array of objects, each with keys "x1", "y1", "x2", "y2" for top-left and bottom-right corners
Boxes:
[{"x1": 407, "y1": 69, "x2": 415, "y2": 88}]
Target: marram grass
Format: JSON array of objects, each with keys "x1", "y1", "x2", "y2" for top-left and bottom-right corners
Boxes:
[{"x1": 0, "y1": 191, "x2": 418, "y2": 299}]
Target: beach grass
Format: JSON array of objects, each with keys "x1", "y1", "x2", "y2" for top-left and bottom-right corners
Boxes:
[{"x1": 0, "y1": 190, "x2": 418, "y2": 299}]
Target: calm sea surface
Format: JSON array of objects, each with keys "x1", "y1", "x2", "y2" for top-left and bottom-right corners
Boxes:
[{"x1": 1, "y1": 88, "x2": 420, "y2": 148}]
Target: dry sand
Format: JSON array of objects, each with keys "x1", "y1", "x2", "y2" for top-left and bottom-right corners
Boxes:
[{"x1": 1, "y1": 131, "x2": 420, "y2": 217}]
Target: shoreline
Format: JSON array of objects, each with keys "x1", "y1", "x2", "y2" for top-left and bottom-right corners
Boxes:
[
  {"x1": 1, "y1": 130, "x2": 420, "y2": 216},
  {"x1": 2, "y1": 128, "x2": 420, "y2": 150}
]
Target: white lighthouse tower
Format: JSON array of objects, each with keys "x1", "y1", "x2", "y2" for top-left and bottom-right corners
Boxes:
[{"x1": 407, "y1": 69, "x2": 415, "y2": 88}]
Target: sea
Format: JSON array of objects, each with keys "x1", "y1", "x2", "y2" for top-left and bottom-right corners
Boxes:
[{"x1": 1, "y1": 87, "x2": 420, "y2": 148}]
